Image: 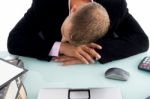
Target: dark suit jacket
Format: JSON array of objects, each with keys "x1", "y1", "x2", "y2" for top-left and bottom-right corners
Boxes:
[{"x1": 7, "y1": 0, "x2": 149, "y2": 63}]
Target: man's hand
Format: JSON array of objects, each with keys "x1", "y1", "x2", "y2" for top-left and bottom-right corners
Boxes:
[
  {"x1": 59, "y1": 42, "x2": 102, "y2": 64},
  {"x1": 53, "y1": 56, "x2": 82, "y2": 65}
]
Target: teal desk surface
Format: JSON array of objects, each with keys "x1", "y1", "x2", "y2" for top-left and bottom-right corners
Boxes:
[{"x1": 0, "y1": 51, "x2": 150, "y2": 99}]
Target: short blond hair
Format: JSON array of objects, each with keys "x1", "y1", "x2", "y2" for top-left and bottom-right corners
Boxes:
[{"x1": 69, "y1": 2, "x2": 110, "y2": 45}]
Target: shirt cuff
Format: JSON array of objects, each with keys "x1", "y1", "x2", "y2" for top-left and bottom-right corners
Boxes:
[{"x1": 49, "y1": 42, "x2": 61, "y2": 56}]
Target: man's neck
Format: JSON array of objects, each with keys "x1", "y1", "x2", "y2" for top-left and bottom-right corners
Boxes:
[{"x1": 69, "y1": 0, "x2": 93, "y2": 13}]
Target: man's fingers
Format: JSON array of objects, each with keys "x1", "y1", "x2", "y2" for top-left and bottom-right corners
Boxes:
[
  {"x1": 53, "y1": 56, "x2": 75, "y2": 62},
  {"x1": 76, "y1": 53, "x2": 89, "y2": 64},
  {"x1": 63, "y1": 60, "x2": 82, "y2": 65},
  {"x1": 54, "y1": 56, "x2": 83, "y2": 65},
  {"x1": 79, "y1": 50, "x2": 95, "y2": 63},
  {"x1": 82, "y1": 46, "x2": 101, "y2": 60},
  {"x1": 87, "y1": 43, "x2": 102, "y2": 49},
  {"x1": 89, "y1": 49, "x2": 101, "y2": 60}
]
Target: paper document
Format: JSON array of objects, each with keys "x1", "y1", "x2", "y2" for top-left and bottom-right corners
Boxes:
[
  {"x1": 38, "y1": 87, "x2": 122, "y2": 99},
  {"x1": 0, "y1": 59, "x2": 27, "y2": 89}
]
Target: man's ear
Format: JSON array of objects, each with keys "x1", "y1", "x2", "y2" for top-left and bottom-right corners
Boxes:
[
  {"x1": 69, "y1": 0, "x2": 75, "y2": 12},
  {"x1": 70, "y1": 5, "x2": 77, "y2": 13}
]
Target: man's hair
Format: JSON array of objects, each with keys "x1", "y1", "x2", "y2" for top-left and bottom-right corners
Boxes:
[{"x1": 69, "y1": 2, "x2": 110, "y2": 45}]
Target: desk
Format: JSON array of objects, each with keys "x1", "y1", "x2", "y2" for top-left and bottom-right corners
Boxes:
[{"x1": 0, "y1": 51, "x2": 150, "y2": 99}]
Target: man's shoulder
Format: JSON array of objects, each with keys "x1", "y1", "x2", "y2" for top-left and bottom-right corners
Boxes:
[
  {"x1": 95, "y1": 0, "x2": 127, "y2": 12},
  {"x1": 32, "y1": 0, "x2": 67, "y2": 6},
  {"x1": 95, "y1": 0, "x2": 127, "y2": 21},
  {"x1": 31, "y1": 0, "x2": 68, "y2": 16},
  {"x1": 31, "y1": 0, "x2": 68, "y2": 12}
]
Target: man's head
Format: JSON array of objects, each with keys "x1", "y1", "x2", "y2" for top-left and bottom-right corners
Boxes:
[{"x1": 61, "y1": 2, "x2": 110, "y2": 45}]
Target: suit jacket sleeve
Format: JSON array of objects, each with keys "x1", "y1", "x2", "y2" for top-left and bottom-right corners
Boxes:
[
  {"x1": 96, "y1": 12, "x2": 149, "y2": 63},
  {"x1": 7, "y1": 0, "x2": 55, "y2": 61},
  {"x1": 95, "y1": 0, "x2": 149, "y2": 63}
]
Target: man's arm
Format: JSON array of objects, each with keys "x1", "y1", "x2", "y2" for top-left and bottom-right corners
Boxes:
[
  {"x1": 96, "y1": 13, "x2": 149, "y2": 63},
  {"x1": 52, "y1": 13, "x2": 149, "y2": 65},
  {"x1": 7, "y1": 0, "x2": 54, "y2": 61}
]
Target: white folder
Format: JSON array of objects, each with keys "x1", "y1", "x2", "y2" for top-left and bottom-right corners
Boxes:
[{"x1": 0, "y1": 59, "x2": 27, "y2": 89}]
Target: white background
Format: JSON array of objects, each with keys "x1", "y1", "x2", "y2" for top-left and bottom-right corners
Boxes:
[{"x1": 0, "y1": 0, "x2": 150, "y2": 51}]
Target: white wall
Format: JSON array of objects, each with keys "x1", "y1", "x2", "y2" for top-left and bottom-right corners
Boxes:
[
  {"x1": 127, "y1": 0, "x2": 150, "y2": 37},
  {"x1": 0, "y1": 0, "x2": 31, "y2": 51},
  {"x1": 0, "y1": 0, "x2": 150, "y2": 51}
]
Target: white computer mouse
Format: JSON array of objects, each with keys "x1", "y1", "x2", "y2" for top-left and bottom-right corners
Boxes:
[{"x1": 105, "y1": 67, "x2": 130, "y2": 81}]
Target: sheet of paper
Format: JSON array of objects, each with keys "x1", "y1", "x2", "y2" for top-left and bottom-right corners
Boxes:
[
  {"x1": 38, "y1": 88, "x2": 68, "y2": 99},
  {"x1": 90, "y1": 88, "x2": 122, "y2": 99},
  {"x1": 0, "y1": 59, "x2": 25, "y2": 88},
  {"x1": 38, "y1": 87, "x2": 122, "y2": 99}
]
